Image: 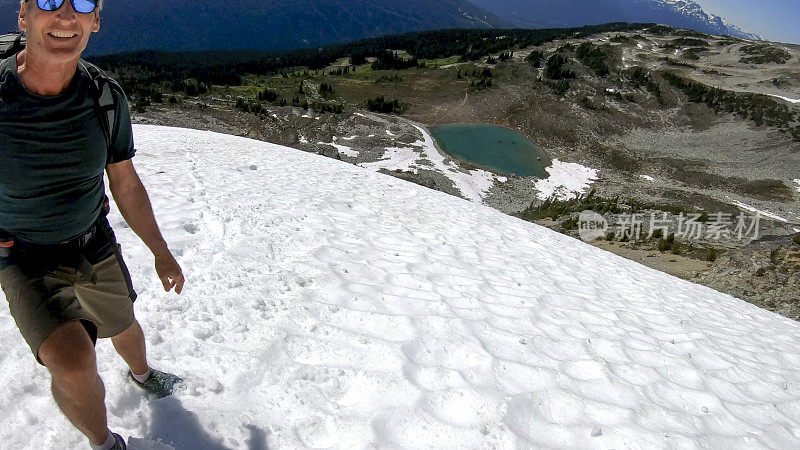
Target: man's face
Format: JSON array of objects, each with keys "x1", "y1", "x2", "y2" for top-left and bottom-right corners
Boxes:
[{"x1": 18, "y1": 0, "x2": 100, "y2": 63}]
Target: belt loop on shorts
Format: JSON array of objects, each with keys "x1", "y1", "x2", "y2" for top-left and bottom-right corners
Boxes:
[
  {"x1": 70, "y1": 225, "x2": 99, "y2": 285},
  {"x1": 0, "y1": 228, "x2": 15, "y2": 258},
  {"x1": 0, "y1": 240, "x2": 13, "y2": 258}
]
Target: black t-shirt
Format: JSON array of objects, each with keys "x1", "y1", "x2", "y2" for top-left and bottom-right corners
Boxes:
[{"x1": 0, "y1": 54, "x2": 135, "y2": 245}]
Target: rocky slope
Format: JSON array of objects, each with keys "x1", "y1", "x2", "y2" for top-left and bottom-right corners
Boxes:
[{"x1": 695, "y1": 233, "x2": 800, "y2": 319}]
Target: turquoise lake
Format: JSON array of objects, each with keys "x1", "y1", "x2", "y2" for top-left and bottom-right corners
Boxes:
[{"x1": 430, "y1": 124, "x2": 551, "y2": 178}]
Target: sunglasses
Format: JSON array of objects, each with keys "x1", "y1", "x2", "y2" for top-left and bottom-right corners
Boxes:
[{"x1": 32, "y1": 0, "x2": 98, "y2": 14}]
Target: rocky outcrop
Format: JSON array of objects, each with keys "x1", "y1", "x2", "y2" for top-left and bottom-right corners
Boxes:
[{"x1": 695, "y1": 233, "x2": 800, "y2": 320}]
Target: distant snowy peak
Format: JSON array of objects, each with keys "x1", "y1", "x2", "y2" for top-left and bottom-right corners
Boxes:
[
  {"x1": 468, "y1": 0, "x2": 762, "y2": 41},
  {"x1": 721, "y1": 18, "x2": 763, "y2": 41},
  {"x1": 653, "y1": 0, "x2": 763, "y2": 40},
  {"x1": 659, "y1": 0, "x2": 713, "y2": 18}
]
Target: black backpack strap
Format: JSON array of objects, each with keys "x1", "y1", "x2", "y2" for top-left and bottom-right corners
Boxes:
[
  {"x1": 0, "y1": 33, "x2": 25, "y2": 61},
  {"x1": 78, "y1": 59, "x2": 124, "y2": 154},
  {"x1": 0, "y1": 34, "x2": 26, "y2": 251}
]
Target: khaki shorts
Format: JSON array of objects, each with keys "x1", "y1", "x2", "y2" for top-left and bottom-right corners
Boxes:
[{"x1": 0, "y1": 244, "x2": 137, "y2": 365}]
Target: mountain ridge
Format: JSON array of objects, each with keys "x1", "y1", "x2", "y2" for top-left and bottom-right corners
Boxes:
[
  {"x1": 0, "y1": 0, "x2": 764, "y2": 56},
  {"x1": 467, "y1": 0, "x2": 762, "y2": 41},
  {"x1": 0, "y1": 0, "x2": 507, "y2": 55}
]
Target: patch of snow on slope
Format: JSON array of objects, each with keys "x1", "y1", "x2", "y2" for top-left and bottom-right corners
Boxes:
[
  {"x1": 534, "y1": 159, "x2": 598, "y2": 200},
  {"x1": 358, "y1": 145, "x2": 422, "y2": 173},
  {"x1": 318, "y1": 138, "x2": 359, "y2": 157},
  {"x1": 410, "y1": 125, "x2": 498, "y2": 203},
  {"x1": 361, "y1": 125, "x2": 499, "y2": 203},
  {"x1": 459, "y1": 9, "x2": 493, "y2": 28},
  {"x1": 4, "y1": 125, "x2": 800, "y2": 449},
  {"x1": 640, "y1": 175, "x2": 655, "y2": 182},
  {"x1": 731, "y1": 200, "x2": 789, "y2": 223},
  {"x1": 794, "y1": 179, "x2": 800, "y2": 193},
  {"x1": 769, "y1": 94, "x2": 800, "y2": 104}
]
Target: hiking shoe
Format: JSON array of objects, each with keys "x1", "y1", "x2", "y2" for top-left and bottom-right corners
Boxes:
[
  {"x1": 110, "y1": 433, "x2": 126, "y2": 450},
  {"x1": 129, "y1": 368, "x2": 183, "y2": 398}
]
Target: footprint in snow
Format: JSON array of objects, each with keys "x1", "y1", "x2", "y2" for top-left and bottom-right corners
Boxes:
[
  {"x1": 294, "y1": 415, "x2": 339, "y2": 448},
  {"x1": 295, "y1": 277, "x2": 313, "y2": 288},
  {"x1": 183, "y1": 223, "x2": 199, "y2": 234}
]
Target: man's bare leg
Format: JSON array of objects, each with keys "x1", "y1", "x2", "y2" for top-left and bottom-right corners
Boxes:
[
  {"x1": 111, "y1": 319, "x2": 149, "y2": 376},
  {"x1": 38, "y1": 320, "x2": 109, "y2": 446}
]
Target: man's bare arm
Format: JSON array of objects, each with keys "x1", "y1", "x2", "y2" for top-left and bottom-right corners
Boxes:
[{"x1": 106, "y1": 159, "x2": 184, "y2": 294}]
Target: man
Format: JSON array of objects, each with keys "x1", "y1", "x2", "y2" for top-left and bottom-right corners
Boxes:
[{"x1": 0, "y1": 1, "x2": 185, "y2": 449}]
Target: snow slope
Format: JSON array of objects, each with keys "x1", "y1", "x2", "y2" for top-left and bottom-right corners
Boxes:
[{"x1": 2, "y1": 125, "x2": 800, "y2": 448}]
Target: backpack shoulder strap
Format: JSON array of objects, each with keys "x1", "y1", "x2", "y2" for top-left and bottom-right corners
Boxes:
[
  {"x1": 0, "y1": 33, "x2": 25, "y2": 62},
  {"x1": 78, "y1": 59, "x2": 124, "y2": 153}
]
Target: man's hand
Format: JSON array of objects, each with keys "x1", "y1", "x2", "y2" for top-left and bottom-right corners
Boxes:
[{"x1": 155, "y1": 251, "x2": 185, "y2": 294}]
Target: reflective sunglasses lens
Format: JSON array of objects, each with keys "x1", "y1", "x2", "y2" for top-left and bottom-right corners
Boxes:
[
  {"x1": 72, "y1": 0, "x2": 97, "y2": 13},
  {"x1": 37, "y1": 0, "x2": 65, "y2": 11}
]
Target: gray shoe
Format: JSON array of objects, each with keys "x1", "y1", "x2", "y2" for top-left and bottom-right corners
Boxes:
[
  {"x1": 129, "y1": 368, "x2": 183, "y2": 398},
  {"x1": 110, "y1": 433, "x2": 126, "y2": 450}
]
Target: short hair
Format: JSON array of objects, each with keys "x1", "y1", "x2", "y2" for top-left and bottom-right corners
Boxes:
[{"x1": 21, "y1": 0, "x2": 104, "y2": 13}]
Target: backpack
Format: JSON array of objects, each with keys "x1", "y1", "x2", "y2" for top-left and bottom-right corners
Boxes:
[{"x1": 0, "y1": 32, "x2": 123, "y2": 151}]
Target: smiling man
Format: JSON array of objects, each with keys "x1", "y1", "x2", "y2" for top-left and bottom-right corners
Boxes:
[{"x1": 0, "y1": 1, "x2": 185, "y2": 449}]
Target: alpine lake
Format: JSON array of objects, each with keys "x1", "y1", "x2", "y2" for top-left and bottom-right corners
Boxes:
[{"x1": 430, "y1": 124, "x2": 551, "y2": 178}]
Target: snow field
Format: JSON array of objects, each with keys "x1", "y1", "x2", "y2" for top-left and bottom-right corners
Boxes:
[{"x1": 1, "y1": 126, "x2": 800, "y2": 448}]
